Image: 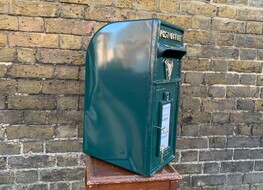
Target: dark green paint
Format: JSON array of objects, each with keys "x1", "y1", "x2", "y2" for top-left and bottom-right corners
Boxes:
[{"x1": 83, "y1": 18, "x2": 186, "y2": 176}]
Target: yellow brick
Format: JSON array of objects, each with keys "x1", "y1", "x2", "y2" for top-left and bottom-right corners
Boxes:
[
  {"x1": 79, "y1": 66, "x2": 85, "y2": 80},
  {"x1": 0, "y1": 65, "x2": 6, "y2": 77},
  {"x1": 115, "y1": 9, "x2": 137, "y2": 21},
  {"x1": 125, "y1": 10, "x2": 137, "y2": 20},
  {"x1": 180, "y1": 1, "x2": 217, "y2": 17},
  {"x1": 160, "y1": 15, "x2": 192, "y2": 28},
  {"x1": 228, "y1": 61, "x2": 262, "y2": 73},
  {"x1": 0, "y1": 33, "x2": 7, "y2": 47},
  {"x1": 45, "y1": 19, "x2": 94, "y2": 35},
  {"x1": 93, "y1": 22, "x2": 107, "y2": 33},
  {"x1": 9, "y1": 64, "x2": 54, "y2": 78},
  {"x1": 24, "y1": 111, "x2": 47, "y2": 125},
  {"x1": 237, "y1": 8, "x2": 263, "y2": 22},
  {"x1": 17, "y1": 80, "x2": 41, "y2": 94},
  {"x1": 160, "y1": 0, "x2": 177, "y2": 13},
  {"x1": 186, "y1": 45, "x2": 203, "y2": 57},
  {"x1": 0, "y1": 79, "x2": 16, "y2": 95},
  {"x1": 217, "y1": 33, "x2": 235, "y2": 46},
  {"x1": 59, "y1": 4, "x2": 83, "y2": 18},
  {"x1": 19, "y1": 17, "x2": 43, "y2": 32},
  {"x1": 17, "y1": 48, "x2": 39, "y2": 64},
  {"x1": 60, "y1": 35, "x2": 82, "y2": 50},
  {"x1": 136, "y1": 11, "x2": 155, "y2": 19},
  {"x1": 10, "y1": 0, "x2": 57, "y2": 17},
  {"x1": 185, "y1": 31, "x2": 215, "y2": 45},
  {"x1": 95, "y1": 0, "x2": 113, "y2": 5},
  {"x1": 171, "y1": 16, "x2": 191, "y2": 28},
  {"x1": 0, "y1": 0, "x2": 8, "y2": 13},
  {"x1": 59, "y1": 0, "x2": 90, "y2": 5},
  {"x1": 55, "y1": 65, "x2": 79, "y2": 80},
  {"x1": 133, "y1": 0, "x2": 158, "y2": 11},
  {"x1": 211, "y1": 18, "x2": 246, "y2": 33},
  {"x1": 85, "y1": 7, "x2": 116, "y2": 22},
  {"x1": 213, "y1": 0, "x2": 227, "y2": 3},
  {"x1": 182, "y1": 59, "x2": 210, "y2": 71},
  {"x1": 0, "y1": 48, "x2": 16, "y2": 62},
  {"x1": 191, "y1": 16, "x2": 210, "y2": 30},
  {"x1": 82, "y1": 36, "x2": 91, "y2": 50},
  {"x1": 57, "y1": 96, "x2": 78, "y2": 110},
  {"x1": 0, "y1": 15, "x2": 18, "y2": 30},
  {"x1": 254, "y1": 100, "x2": 263, "y2": 111},
  {"x1": 38, "y1": 49, "x2": 85, "y2": 65},
  {"x1": 233, "y1": 0, "x2": 248, "y2": 5},
  {"x1": 247, "y1": 22, "x2": 262, "y2": 34},
  {"x1": 116, "y1": 0, "x2": 133, "y2": 8},
  {"x1": 7, "y1": 125, "x2": 54, "y2": 140},
  {"x1": 8, "y1": 95, "x2": 56, "y2": 109},
  {"x1": 9, "y1": 32, "x2": 58, "y2": 48},
  {"x1": 79, "y1": 96, "x2": 84, "y2": 110},
  {"x1": 42, "y1": 80, "x2": 84, "y2": 95},
  {"x1": 218, "y1": 6, "x2": 236, "y2": 18}
]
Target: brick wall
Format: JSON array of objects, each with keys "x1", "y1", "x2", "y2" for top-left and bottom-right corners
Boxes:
[
  {"x1": 175, "y1": 1, "x2": 263, "y2": 189},
  {"x1": 0, "y1": 0, "x2": 262, "y2": 189}
]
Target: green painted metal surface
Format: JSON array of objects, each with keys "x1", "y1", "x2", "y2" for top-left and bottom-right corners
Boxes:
[{"x1": 83, "y1": 18, "x2": 186, "y2": 176}]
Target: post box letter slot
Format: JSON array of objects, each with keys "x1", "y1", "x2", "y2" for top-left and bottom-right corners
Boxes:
[{"x1": 158, "y1": 43, "x2": 186, "y2": 58}]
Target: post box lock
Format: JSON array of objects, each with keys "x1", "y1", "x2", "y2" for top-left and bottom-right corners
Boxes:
[
  {"x1": 164, "y1": 92, "x2": 171, "y2": 101},
  {"x1": 83, "y1": 18, "x2": 186, "y2": 177}
]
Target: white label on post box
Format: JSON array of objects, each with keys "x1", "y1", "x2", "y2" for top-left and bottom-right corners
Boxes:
[{"x1": 160, "y1": 103, "x2": 171, "y2": 151}]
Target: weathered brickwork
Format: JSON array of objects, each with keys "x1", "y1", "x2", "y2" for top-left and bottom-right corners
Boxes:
[
  {"x1": 0, "y1": 0, "x2": 262, "y2": 189},
  {"x1": 176, "y1": 0, "x2": 263, "y2": 189}
]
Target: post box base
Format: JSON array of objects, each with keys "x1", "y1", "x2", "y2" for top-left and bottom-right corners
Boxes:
[{"x1": 85, "y1": 156, "x2": 182, "y2": 190}]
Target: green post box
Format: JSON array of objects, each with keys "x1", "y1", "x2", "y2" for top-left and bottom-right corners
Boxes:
[{"x1": 83, "y1": 19, "x2": 186, "y2": 177}]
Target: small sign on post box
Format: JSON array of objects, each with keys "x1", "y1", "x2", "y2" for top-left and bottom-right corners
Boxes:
[{"x1": 83, "y1": 18, "x2": 186, "y2": 176}]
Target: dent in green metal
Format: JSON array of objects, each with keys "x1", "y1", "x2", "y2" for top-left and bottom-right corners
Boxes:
[{"x1": 83, "y1": 18, "x2": 186, "y2": 176}]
